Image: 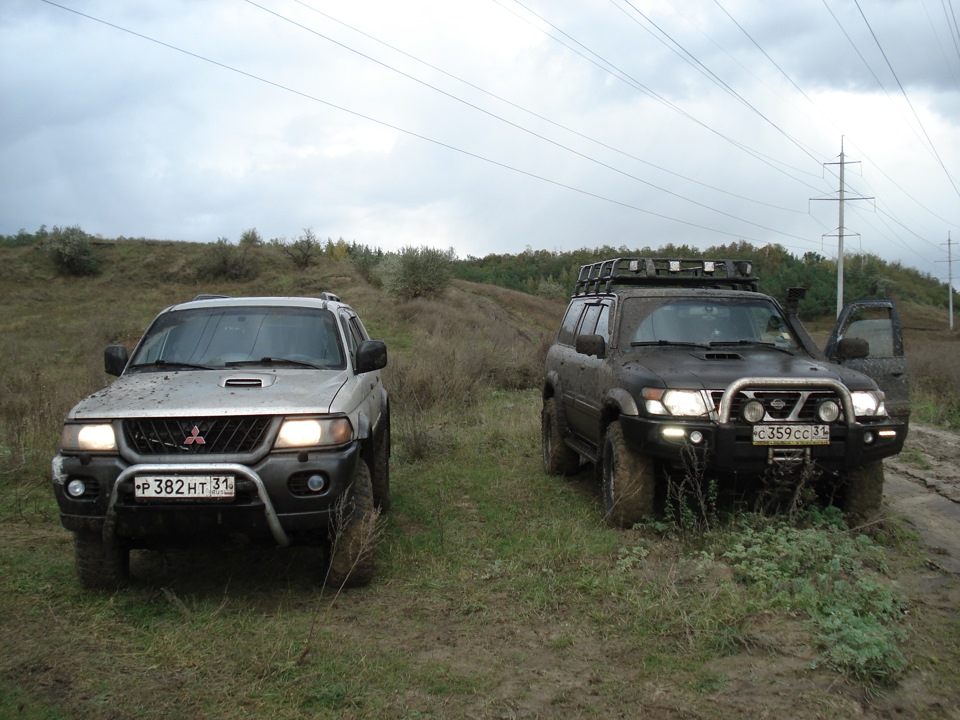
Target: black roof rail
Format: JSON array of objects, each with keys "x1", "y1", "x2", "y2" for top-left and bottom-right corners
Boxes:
[
  {"x1": 192, "y1": 293, "x2": 231, "y2": 301},
  {"x1": 573, "y1": 257, "x2": 759, "y2": 295}
]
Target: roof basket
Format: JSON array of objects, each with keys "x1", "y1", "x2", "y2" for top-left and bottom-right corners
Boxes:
[{"x1": 573, "y1": 257, "x2": 759, "y2": 295}]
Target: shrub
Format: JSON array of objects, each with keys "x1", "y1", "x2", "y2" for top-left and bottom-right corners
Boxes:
[
  {"x1": 378, "y1": 246, "x2": 455, "y2": 300},
  {"x1": 194, "y1": 237, "x2": 259, "y2": 280},
  {"x1": 42, "y1": 225, "x2": 100, "y2": 276}
]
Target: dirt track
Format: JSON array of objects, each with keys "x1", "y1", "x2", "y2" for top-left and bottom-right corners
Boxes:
[{"x1": 886, "y1": 423, "x2": 960, "y2": 574}]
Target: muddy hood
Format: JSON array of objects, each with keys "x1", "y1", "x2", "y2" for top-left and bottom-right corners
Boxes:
[
  {"x1": 629, "y1": 348, "x2": 879, "y2": 391},
  {"x1": 66, "y1": 369, "x2": 349, "y2": 419}
]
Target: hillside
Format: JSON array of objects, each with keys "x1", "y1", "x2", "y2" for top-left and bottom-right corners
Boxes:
[{"x1": 1, "y1": 239, "x2": 959, "y2": 720}]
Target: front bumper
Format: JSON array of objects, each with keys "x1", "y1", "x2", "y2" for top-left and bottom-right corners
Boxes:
[
  {"x1": 51, "y1": 442, "x2": 361, "y2": 547},
  {"x1": 619, "y1": 414, "x2": 905, "y2": 476}
]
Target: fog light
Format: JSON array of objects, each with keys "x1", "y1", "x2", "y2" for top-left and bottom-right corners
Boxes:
[
  {"x1": 742, "y1": 399, "x2": 765, "y2": 423},
  {"x1": 689, "y1": 430, "x2": 704, "y2": 444},
  {"x1": 67, "y1": 479, "x2": 86, "y2": 497},
  {"x1": 306, "y1": 474, "x2": 327, "y2": 493},
  {"x1": 817, "y1": 400, "x2": 840, "y2": 423},
  {"x1": 864, "y1": 431, "x2": 875, "y2": 445},
  {"x1": 878, "y1": 429, "x2": 898, "y2": 438},
  {"x1": 662, "y1": 427, "x2": 685, "y2": 439}
]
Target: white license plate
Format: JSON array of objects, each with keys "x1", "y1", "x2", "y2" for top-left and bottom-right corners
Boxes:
[
  {"x1": 134, "y1": 475, "x2": 235, "y2": 498},
  {"x1": 752, "y1": 424, "x2": 829, "y2": 446}
]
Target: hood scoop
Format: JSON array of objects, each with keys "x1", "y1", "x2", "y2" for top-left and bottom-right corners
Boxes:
[
  {"x1": 701, "y1": 351, "x2": 743, "y2": 361},
  {"x1": 221, "y1": 374, "x2": 278, "y2": 389}
]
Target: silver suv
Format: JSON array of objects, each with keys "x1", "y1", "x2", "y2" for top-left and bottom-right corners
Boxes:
[{"x1": 52, "y1": 293, "x2": 390, "y2": 589}]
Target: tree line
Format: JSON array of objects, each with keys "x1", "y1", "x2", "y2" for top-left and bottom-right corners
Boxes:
[{"x1": 3, "y1": 226, "x2": 956, "y2": 319}]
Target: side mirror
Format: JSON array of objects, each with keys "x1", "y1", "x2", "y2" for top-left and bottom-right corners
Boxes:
[
  {"x1": 837, "y1": 337, "x2": 869, "y2": 361},
  {"x1": 104, "y1": 345, "x2": 129, "y2": 377},
  {"x1": 575, "y1": 334, "x2": 606, "y2": 359},
  {"x1": 356, "y1": 340, "x2": 388, "y2": 374}
]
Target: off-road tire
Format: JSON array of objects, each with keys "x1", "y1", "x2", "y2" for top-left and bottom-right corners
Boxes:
[
  {"x1": 371, "y1": 420, "x2": 391, "y2": 513},
  {"x1": 601, "y1": 420, "x2": 655, "y2": 528},
  {"x1": 542, "y1": 397, "x2": 579, "y2": 475},
  {"x1": 844, "y1": 460, "x2": 885, "y2": 527},
  {"x1": 75, "y1": 531, "x2": 130, "y2": 590},
  {"x1": 326, "y1": 459, "x2": 377, "y2": 589}
]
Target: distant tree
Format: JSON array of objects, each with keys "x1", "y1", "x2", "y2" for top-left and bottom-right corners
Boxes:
[
  {"x1": 325, "y1": 236, "x2": 351, "y2": 261},
  {"x1": 42, "y1": 225, "x2": 101, "y2": 276},
  {"x1": 239, "y1": 228, "x2": 263, "y2": 248},
  {"x1": 283, "y1": 228, "x2": 321, "y2": 270},
  {"x1": 351, "y1": 244, "x2": 384, "y2": 287}
]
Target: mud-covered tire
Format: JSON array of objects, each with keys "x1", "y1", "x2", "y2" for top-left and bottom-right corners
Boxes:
[
  {"x1": 326, "y1": 459, "x2": 377, "y2": 589},
  {"x1": 844, "y1": 460, "x2": 885, "y2": 527},
  {"x1": 542, "y1": 397, "x2": 579, "y2": 475},
  {"x1": 75, "y1": 531, "x2": 129, "y2": 590},
  {"x1": 601, "y1": 421, "x2": 655, "y2": 528},
  {"x1": 371, "y1": 419, "x2": 391, "y2": 513}
]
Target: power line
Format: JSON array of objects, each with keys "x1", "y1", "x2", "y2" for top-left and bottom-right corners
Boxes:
[
  {"x1": 244, "y1": 0, "x2": 812, "y2": 242},
  {"x1": 853, "y1": 0, "x2": 960, "y2": 201},
  {"x1": 35, "y1": 0, "x2": 807, "y2": 247},
  {"x1": 493, "y1": 0, "x2": 828, "y2": 188},
  {"x1": 289, "y1": 0, "x2": 806, "y2": 216}
]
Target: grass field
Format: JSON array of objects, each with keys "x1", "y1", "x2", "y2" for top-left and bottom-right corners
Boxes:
[{"x1": 1, "y1": 241, "x2": 958, "y2": 719}]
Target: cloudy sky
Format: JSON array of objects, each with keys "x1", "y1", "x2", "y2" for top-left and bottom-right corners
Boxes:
[{"x1": 2, "y1": 0, "x2": 959, "y2": 289}]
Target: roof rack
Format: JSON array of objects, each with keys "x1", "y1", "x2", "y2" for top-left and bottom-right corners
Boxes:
[
  {"x1": 573, "y1": 257, "x2": 759, "y2": 295},
  {"x1": 192, "y1": 293, "x2": 231, "y2": 301}
]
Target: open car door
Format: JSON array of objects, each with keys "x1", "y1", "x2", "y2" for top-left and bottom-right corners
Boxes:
[{"x1": 824, "y1": 299, "x2": 910, "y2": 426}]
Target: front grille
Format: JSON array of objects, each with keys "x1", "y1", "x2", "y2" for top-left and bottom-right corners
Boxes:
[
  {"x1": 123, "y1": 416, "x2": 272, "y2": 455},
  {"x1": 711, "y1": 389, "x2": 843, "y2": 422}
]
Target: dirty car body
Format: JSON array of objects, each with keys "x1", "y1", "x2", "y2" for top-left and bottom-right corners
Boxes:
[
  {"x1": 52, "y1": 294, "x2": 390, "y2": 589},
  {"x1": 541, "y1": 258, "x2": 908, "y2": 528}
]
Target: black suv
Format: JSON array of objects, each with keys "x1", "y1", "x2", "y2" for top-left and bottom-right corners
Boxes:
[
  {"x1": 541, "y1": 258, "x2": 908, "y2": 527},
  {"x1": 52, "y1": 294, "x2": 389, "y2": 589}
]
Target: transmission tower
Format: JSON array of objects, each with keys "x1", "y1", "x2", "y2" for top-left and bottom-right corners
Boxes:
[{"x1": 811, "y1": 138, "x2": 874, "y2": 316}]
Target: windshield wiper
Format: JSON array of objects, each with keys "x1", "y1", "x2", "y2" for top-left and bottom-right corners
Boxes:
[
  {"x1": 129, "y1": 359, "x2": 212, "y2": 371},
  {"x1": 223, "y1": 357, "x2": 322, "y2": 369},
  {"x1": 631, "y1": 340, "x2": 710, "y2": 349},
  {"x1": 709, "y1": 340, "x2": 794, "y2": 354}
]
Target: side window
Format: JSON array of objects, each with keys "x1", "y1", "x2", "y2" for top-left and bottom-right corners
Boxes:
[
  {"x1": 577, "y1": 304, "x2": 602, "y2": 336},
  {"x1": 339, "y1": 312, "x2": 361, "y2": 363},
  {"x1": 595, "y1": 305, "x2": 611, "y2": 343},
  {"x1": 842, "y1": 309, "x2": 896, "y2": 358},
  {"x1": 349, "y1": 316, "x2": 370, "y2": 343},
  {"x1": 557, "y1": 301, "x2": 586, "y2": 346}
]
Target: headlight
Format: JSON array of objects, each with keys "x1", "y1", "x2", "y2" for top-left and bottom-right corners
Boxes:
[
  {"x1": 61, "y1": 423, "x2": 117, "y2": 452},
  {"x1": 742, "y1": 399, "x2": 765, "y2": 423},
  {"x1": 643, "y1": 388, "x2": 708, "y2": 417},
  {"x1": 851, "y1": 391, "x2": 887, "y2": 417},
  {"x1": 817, "y1": 400, "x2": 841, "y2": 423},
  {"x1": 275, "y1": 417, "x2": 353, "y2": 448}
]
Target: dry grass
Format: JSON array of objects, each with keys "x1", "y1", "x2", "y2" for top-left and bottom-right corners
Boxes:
[{"x1": 1, "y1": 243, "x2": 958, "y2": 719}]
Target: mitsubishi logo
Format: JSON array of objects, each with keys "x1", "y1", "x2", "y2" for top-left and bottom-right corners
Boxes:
[{"x1": 183, "y1": 426, "x2": 206, "y2": 445}]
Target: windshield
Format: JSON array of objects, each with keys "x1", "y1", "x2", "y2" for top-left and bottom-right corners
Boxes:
[
  {"x1": 620, "y1": 296, "x2": 799, "y2": 350},
  {"x1": 129, "y1": 306, "x2": 346, "y2": 370}
]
